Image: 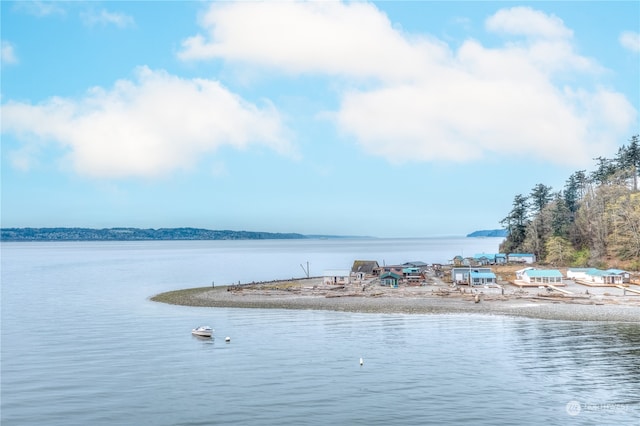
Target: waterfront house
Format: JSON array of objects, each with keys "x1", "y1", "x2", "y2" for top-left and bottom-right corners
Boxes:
[
  {"x1": 402, "y1": 267, "x2": 424, "y2": 284},
  {"x1": 380, "y1": 272, "x2": 402, "y2": 288},
  {"x1": 351, "y1": 260, "x2": 380, "y2": 280},
  {"x1": 452, "y1": 255, "x2": 464, "y2": 266},
  {"x1": 521, "y1": 269, "x2": 563, "y2": 284},
  {"x1": 508, "y1": 253, "x2": 536, "y2": 263},
  {"x1": 323, "y1": 269, "x2": 351, "y2": 285},
  {"x1": 451, "y1": 267, "x2": 494, "y2": 285},
  {"x1": 473, "y1": 253, "x2": 496, "y2": 265},
  {"x1": 495, "y1": 254, "x2": 507, "y2": 264},
  {"x1": 568, "y1": 268, "x2": 629, "y2": 285}
]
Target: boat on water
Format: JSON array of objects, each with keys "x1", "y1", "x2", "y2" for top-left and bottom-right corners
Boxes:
[{"x1": 191, "y1": 326, "x2": 214, "y2": 338}]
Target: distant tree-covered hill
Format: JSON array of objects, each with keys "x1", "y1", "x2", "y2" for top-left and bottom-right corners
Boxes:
[
  {"x1": 0, "y1": 227, "x2": 308, "y2": 241},
  {"x1": 466, "y1": 229, "x2": 508, "y2": 237}
]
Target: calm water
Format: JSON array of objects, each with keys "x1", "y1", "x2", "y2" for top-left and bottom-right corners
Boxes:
[{"x1": 1, "y1": 238, "x2": 639, "y2": 425}]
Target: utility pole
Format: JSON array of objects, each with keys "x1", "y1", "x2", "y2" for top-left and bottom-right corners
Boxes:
[{"x1": 300, "y1": 261, "x2": 310, "y2": 278}]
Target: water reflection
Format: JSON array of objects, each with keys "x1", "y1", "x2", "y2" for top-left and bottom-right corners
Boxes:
[{"x1": 510, "y1": 320, "x2": 640, "y2": 415}]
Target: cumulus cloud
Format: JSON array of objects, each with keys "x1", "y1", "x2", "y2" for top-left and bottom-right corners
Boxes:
[
  {"x1": 178, "y1": 2, "x2": 635, "y2": 167},
  {"x1": 179, "y1": 1, "x2": 447, "y2": 82},
  {"x1": 1, "y1": 41, "x2": 18, "y2": 65},
  {"x1": 1, "y1": 67, "x2": 294, "y2": 178},
  {"x1": 80, "y1": 9, "x2": 135, "y2": 28},
  {"x1": 620, "y1": 31, "x2": 640, "y2": 53}
]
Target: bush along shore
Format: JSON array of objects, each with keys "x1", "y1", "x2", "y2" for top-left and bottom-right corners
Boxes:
[{"x1": 151, "y1": 277, "x2": 640, "y2": 322}]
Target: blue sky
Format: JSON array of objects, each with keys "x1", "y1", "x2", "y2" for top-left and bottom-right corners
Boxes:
[{"x1": 1, "y1": 1, "x2": 639, "y2": 238}]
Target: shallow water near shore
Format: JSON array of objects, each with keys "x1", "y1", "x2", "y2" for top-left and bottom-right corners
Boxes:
[{"x1": 2, "y1": 239, "x2": 639, "y2": 425}]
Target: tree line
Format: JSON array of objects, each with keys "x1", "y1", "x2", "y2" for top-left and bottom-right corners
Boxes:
[{"x1": 499, "y1": 134, "x2": 640, "y2": 270}]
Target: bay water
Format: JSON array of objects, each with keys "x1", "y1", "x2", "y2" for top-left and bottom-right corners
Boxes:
[{"x1": 1, "y1": 238, "x2": 639, "y2": 425}]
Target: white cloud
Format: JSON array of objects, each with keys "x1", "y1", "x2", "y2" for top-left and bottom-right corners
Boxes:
[
  {"x1": 620, "y1": 31, "x2": 640, "y2": 53},
  {"x1": 1, "y1": 67, "x2": 294, "y2": 179},
  {"x1": 80, "y1": 9, "x2": 135, "y2": 28},
  {"x1": 178, "y1": 2, "x2": 635, "y2": 167},
  {"x1": 485, "y1": 6, "x2": 572, "y2": 39},
  {"x1": 1, "y1": 41, "x2": 18, "y2": 65},
  {"x1": 179, "y1": 1, "x2": 447, "y2": 82}
]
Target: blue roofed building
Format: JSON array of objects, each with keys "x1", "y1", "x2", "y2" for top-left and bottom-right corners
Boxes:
[{"x1": 451, "y1": 267, "x2": 496, "y2": 286}]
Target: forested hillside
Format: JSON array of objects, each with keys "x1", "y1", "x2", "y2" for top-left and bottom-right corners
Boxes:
[{"x1": 500, "y1": 135, "x2": 640, "y2": 270}]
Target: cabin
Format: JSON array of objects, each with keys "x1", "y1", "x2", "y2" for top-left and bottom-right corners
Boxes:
[
  {"x1": 323, "y1": 269, "x2": 351, "y2": 285},
  {"x1": 568, "y1": 268, "x2": 629, "y2": 285},
  {"x1": 451, "y1": 267, "x2": 493, "y2": 285},
  {"x1": 521, "y1": 269, "x2": 563, "y2": 284},
  {"x1": 380, "y1": 272, "x2": 402, "y2": 288},
  {"x1": 351, "y1": 260, "x2": 380, "y2": 281},
  {"x1": 473, "y1": 253, "x2": 495, "y2": 265},
  {"x1": 495, "y1": 254, "x2": 507, "y2": 264},
  {"x1": 402, "y1": 267, "x2": 424, "y2": 284},
  {"x1": 508, "y1": 253, "x2": 536, "y2": 263}
]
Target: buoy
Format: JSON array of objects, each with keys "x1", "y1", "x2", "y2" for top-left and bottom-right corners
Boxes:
[
  {"x1": 359, "y1": 357, "x2": 364, "y2": 366},
  {"x1": 225, "y1": 337, "x2": 231, "y2": 342}
]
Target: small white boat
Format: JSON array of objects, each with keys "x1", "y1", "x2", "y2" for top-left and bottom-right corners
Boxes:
[{"x1": 191, "y1": 326, "x2": 214, "y2": 338}]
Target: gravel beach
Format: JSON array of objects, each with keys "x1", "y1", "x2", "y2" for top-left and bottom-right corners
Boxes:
[{"x1": 151, "y1": 278, "x2": 640, "y2": 322}]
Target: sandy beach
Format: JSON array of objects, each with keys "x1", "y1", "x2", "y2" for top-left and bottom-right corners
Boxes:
[{"x1": 151, "y1": 277, "x2": 640, "y2": 322}]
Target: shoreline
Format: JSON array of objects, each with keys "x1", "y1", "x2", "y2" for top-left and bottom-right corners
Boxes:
[{"x1": 151, "y1": 278, "x2": 640, "y2": 323}]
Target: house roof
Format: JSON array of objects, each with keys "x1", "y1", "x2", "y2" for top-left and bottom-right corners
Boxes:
[
  {"x1": 509, "y1": 253, "x2": 535, "y2": 257},
  {"x1": 605, "y1": 269, "x2": 627, "y2": 275},
  {"x1": 351, "y1": 260, "x2": 379, "y2": 274},
  {"x1": 452, "y1": 267, "x2": 492, "y2": 273},
  {"x1": 470, "y1": 272, "x2": 496, "y2": 279},
  {"x1": 403, "y1": 261, "x2": 428, "y2": 267},
  {"x1": 586, "y1": 268, "x2": 625, "y2": 277},
  {"x1": 380, "y1": 272, "x2": 402, "y2": 280},
  {"x1": 523, "y1": 269, "x2": 563, "y2": 278},
  {"x1": 473, "y1": 253, "x2": 495, "y2": 259}
]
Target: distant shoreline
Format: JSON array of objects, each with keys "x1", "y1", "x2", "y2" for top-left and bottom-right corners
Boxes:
[
  {"x1": 0, "y1": 227, "x2": 361, "y2": 242},
  {"x1": 151, "y1": 278, "x2": 640, "y2": 323}
]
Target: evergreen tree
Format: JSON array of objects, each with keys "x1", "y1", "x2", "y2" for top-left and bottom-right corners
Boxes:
[
  {"x1": 499, "y1": 194, "x2": 529, "y2": 253},
  {"x1": 564, "y1": 170, "x2": 587, "y2": 215},
  {"x1": 526, "y1": 184, "x2": 554, "y2": 260},
  {"x1": 616, "y1": 135, "x2": 640, "y2": 191},
  {"x1": 591, "y1": 156, "x2": 616, "y2": 185},
  {"x1": 530, "y1": 183, "x2": 553, "y2": 215},
  {"x1": 549, "y1": 193, "x2": 571, "y2": 238}
]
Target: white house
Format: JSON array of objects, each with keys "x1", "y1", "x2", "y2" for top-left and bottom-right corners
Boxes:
[
  {"x1": 568, "y1": 268, "x2": 628, "y2": 285},
  {"x1": 323, "y1": 269, "x2": 351, "y2": 285},
  {"x1": 508, "y1": 253, "x2": 536, "y2": 263}
]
